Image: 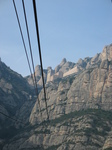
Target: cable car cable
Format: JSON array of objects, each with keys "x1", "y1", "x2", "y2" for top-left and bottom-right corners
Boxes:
[
  {"x1": 12, "y1": 0, "x2": 35, "y2": 89},
  {"x1": 22, "y1": 0, "x2": 42, "y2": 120},
  {"x1": 32, "y1": 0, "x2": 49, "y2": 120}
]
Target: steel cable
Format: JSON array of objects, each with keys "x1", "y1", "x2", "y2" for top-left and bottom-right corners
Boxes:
[
  {"x1": 32, "y1": 0, "x2": 49, "y2": 120},
  {"x1": 22, "y1": 0, "x2": 42, "y2": 120}
]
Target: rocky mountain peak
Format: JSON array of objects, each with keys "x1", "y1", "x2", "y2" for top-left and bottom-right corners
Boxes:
[
  {"x1": 77, "y1": 58, "x2": 86, "y2": 67},
  {"x1": 47, "y1": 66, "x2": 52, "y2": 70},
  {"x1": 34, "y1": 65, "x2": 41, "y2": 76},
  {"x1": 100, "y1": 44, "x2": 112, "y2": 61},
  {"x1": 27, "y1": 44, "x2": 112, "y2": 87},
  {"x1": 60, "y1": 58, "x2": 67, "y2": 66},
  {"x1": 91, "y1": 53, "x2": 100, "y2": 65},
  {"x1": 77, "y1": 58, "x2": 83, "y2": 64},
  {"x1": 35, "y1": 65, "x2": 41, "y2": 70}
]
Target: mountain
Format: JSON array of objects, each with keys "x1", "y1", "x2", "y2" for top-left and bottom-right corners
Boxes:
[
  {"x1": 26, "y1": 51, "x2": 100, "y2": 86},
  {"x1": 2, "y1": 109, "x2": 112, "y2": 150},
  {"x1": 0, "y1": 60, "x2": 36, "y2": 148},
  {"x1": 26, "y1": 43, "x2": 112, "y2": 87},
  {"x1": 30, "y1": 44, "x2": 112, "y2": 124},
  {"x1": 26, "y1": 57, "x2": 89, "y2": 86},
  {"x1": 1, "y1": 44, "x2": 112, "y2": 150}
]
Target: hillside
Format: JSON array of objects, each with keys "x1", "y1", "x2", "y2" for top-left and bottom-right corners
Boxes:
[
  {"x1": 2, "y1": 109, "x2": 112, "y2": 150},
  {"x1": 0, "y1": 60, "x2": 36, "y2": 149},
  {"x1": 0, "y1": 44, "x2": 112, "y2": 150}
]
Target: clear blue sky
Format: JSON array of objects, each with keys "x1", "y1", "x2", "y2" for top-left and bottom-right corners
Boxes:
[{"x1": 0, "y1": 0, "x2": 112, "y2": 76}]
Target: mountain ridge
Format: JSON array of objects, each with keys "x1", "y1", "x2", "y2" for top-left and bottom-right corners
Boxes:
[
  {"x1": 1, "y1": 43, "x2": 112, "y2": 149},
  {"x1": 26, "y1": 43, "x2": 112, "y2": 87}
]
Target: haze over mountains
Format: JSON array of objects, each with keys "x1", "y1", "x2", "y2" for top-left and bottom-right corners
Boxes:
[{"x1": 0, "y1": 44, "x2": 112, "y2": 150}]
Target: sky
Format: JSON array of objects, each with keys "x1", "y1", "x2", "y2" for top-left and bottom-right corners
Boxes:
[{"x1": 0, "y1": 0, "x2": 112, "y2": 76}]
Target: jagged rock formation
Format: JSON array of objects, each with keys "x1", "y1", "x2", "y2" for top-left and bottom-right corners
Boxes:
[
  {"x1": 29, "y1": 44, "x2": 112, "y2": 125},
  {"x1": 26, "y1": 58, "x2": 76, "y2": 86},
  {"x1": 28, "y1": 47, "x2": 110, "y2": 86},
  {"x1": 1, "y1": 44, "x2": 112, "y2": 150},
  {"x1": 27, "y1": 44, "x2": 112, "y2": 86},
  {"x1": 26, "y1": 57, "x2": 88, "y2": 86}
]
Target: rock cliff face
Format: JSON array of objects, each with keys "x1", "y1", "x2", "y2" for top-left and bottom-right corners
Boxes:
[
  {"x1": 1, "y1": 44, "x2": 112, "y2": 150},
  {"x1": 2, "y1": 109, "x2": 112, "y2": 150},
  {"x1": 29, "y1": 44, "x2": 112, "y2": 125},
  {"x1": 0, "y1": 61, "x2": 35, "y2": 131}
]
